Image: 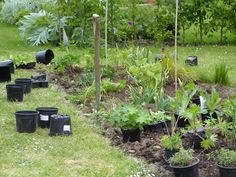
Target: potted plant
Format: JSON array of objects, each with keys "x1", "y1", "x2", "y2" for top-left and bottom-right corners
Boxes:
[
  {"x1": 109, "y1": 104, "x2": 151, "y2": 143},
  {"x1": 161, "y1": 133, "x2": 183, "y2": 160},
  {"x1": 169, "y1": 149, "x2": 200, "y2": 177},
  {"x1": 144, "y1": 111, "x2": 171, "y2": 133},
  {"x1": 12, "y1": 54, "x2": 36, "y2": 69},
  {"x1": 216, "y1": 148, "x2": 236, "y2": 177}
]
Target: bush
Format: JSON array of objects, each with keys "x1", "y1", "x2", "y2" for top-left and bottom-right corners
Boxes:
[
  {"x1": 1, "y1": 0, "x2": 51, "y2": 24},
  {"x1": 217, "y1": 148, "x2": 236, "y2": 167},
  {"x1": 169, "y1": 149, "x2": 195, "y2": 167}
]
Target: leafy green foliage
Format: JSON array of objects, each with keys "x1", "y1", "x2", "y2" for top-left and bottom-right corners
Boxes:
[
  {"x1": 161, "y1": 133, "x2": 183, "y2": 151},
  {"x1": 11, "y1": 53, "x2": 34, "y2": 67},
  {"x1": 201, "y1": 130, "x2": 217, "y2": 150},
  {"x1": 184, "y1": 104, "x2": 202, "y2": 132},
  {"x1": 169, "y1": 149, "x2": 195, "y2": 167},
  {"x1": 109, "y1": 104, "x2": 151, "y2": 130},
  {"x1": 216, "y1": 148, "x2": 236, "y2": 167},
  {"x1": 213, "y1": 63, "x2": 230, "y2": 86},
  {"x1": 101, "y1": 66, "x2": 115, "y2": 80},
  {"x1": 1, "y1": 0, "x2": 51, "y2": 24},
  {"x1": 149, "y1": 111, "x2": 171, "y2": 124},
  {"x1": 19, "y1": 10, "x2": 68, "y2": 46},
  {"x1": 101, "y1": 79, "x2": 126, "y2": 94},
  {"x1": 52, "y1": 53, "x2": 81, "y2": 72}
]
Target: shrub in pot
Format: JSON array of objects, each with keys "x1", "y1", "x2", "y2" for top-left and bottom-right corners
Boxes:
[
  {"x1": 169, "y1": 149, "x2": 200, "y2": 177},
  {"x1": 161, "y1": 133, "x2": 183, "y2": 160},
  {"x1": 109, "y1": 104, "x2": 151, "y2": 143},
  {"x1": 216, "y1": 148, "x2": 236, "y2": 177}
]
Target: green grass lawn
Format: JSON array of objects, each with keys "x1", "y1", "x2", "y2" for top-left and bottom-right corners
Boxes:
[{"x1": 0, "y1": 23, "x2": 145, "y2": 177}]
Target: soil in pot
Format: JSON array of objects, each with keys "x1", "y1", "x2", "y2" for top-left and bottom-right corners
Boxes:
[
  {"x1": 122, "y1": 128, "x2": 141, "y2": 143},
  {"x1": 170, "y1": 158, "x2": 200, "y2": 177},
  {"x1": 15, "y1": 78, "x2": 32, "y2": 94},
  {"x1": 217, "y1": 164, "x2": 236, "y2": 177},
  {"x1": 15, "y1": 110, "x2": 38, "y2": 133},
  {"x1": 144, "y1": 122, "x2": 163, "y2": 133},
  {"x1": 36, "y1": 49, "x2": 54, "y2": 65},
  {"x1": 6, "y1": 84, "x2": 24, "y2": 102},
  {"x1": 36, "y1": 107, "x2": 58, "y2": 128},
  {"x1": 0, "y1": 66, "x2": 11, "y2": 82},
  {"x1": 49, "y1": 114, "x2": 72, "y2": 136},
  {"x1": 188, "y1": 127, "x2": 205, "y2": 149}
]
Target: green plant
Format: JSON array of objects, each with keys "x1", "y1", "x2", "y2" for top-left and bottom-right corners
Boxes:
[
  {"x1": 1, "y1": 0, "x2": 51, "y2": 24},
  {"x1": 109, "y1": 104, "x2": 151, "y2": 130},
  {"x1": 101, "y1": 65, "x2": 115, "y2": 80},
  {"x1": 129, "y1": 85, "x2": 157, "y2": 105},
  {"x1": 11, "y1": 53, "x2": 34, "y2": 67},
  {"x1": 52, "y1": 53, "x2": 81, "y2": 72},
  {"x1": 19, "y1": 10, "x2": 68, "y2": 46},
  {"x1": 184, "y1": 104, "x2": 202, "y2": 132},
  {"x1": 101, "y1": 79, "x2": 126, "y2": 93},
  {"x1": 161, "y1": 133, "x2": 183, "y2": 151},
  {"x1": 169, "y1": 149, "x2": 195, "y2": 167},
  {"x1": 216, "y1": 148, "x2": 236, "y2": 167},
  {"x1": 213, "y1": 63, "x2": 230, "y2": 85},
  {"x1": 149, "y1": 111, "x2": 171, "y2": 124}
]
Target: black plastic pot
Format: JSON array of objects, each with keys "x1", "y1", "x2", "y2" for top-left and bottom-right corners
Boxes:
[
  {"x1": 0, "y1": 60, "x2": 14, "y2": 73},
  {"x1": 192, "y1": 98, "x2": 201, "y2": 106},
  {"x1": 0, "y1": 66, "x2": 11, "y2": 82},
  {"x1": 31, "y1": 73, "x2": 47, "y2": 80},
  {"x1": 164, "y1": 148, "x2": 179, "y2": 161},
  {"x1": 15, "y1": 78, "x2": 32, "y2": 94},
  {"x1": 122, "y1": 128, "x2": 141, "y2": 143},
  {"x1": 144, "y1": 122, "x2": 163, "y2": 133},
  {"x1": 49, "y1": 114, "x2": 72, "y2": 136},
  {"x1": 175, "y1": 114, "x2": 189, "y2": 128},
  {"x1": 36, "y1": 107, "x2": 58, "y2": 128},
  {"x1": 218, "y1": 164, "x2": 236, "y2": 177},
  {"x1": 185, "y1": 56, "x2": 198, "y2": 66},
  {"x1": 188, "y1": 127, "x2": 205, "y2": 149},
  {"x1": 170, "y1": 158, "x2": 200, "y2": 177},
  {"x1": 16, "y1": 62, "x2": 36, "y2": 69},
  {"x1": 36, "y1": 49, "x2": 54, "y2": 65},
  {"x1": 32, "y1": 80, "x2": 41, "y2": 88},
  {"x1": 15, "y1": 110, "x2": 38, "y2": 133},
  {"x1": 6, "y1": 84, "x2": 24, "y2": 102},
  {"x1": 40, "y1": 81, "x2": 49, "y2": 88}
]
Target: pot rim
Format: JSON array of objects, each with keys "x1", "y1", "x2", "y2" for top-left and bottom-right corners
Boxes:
[
  {"x1": 15, "y1": 110, "x2": 39, "y2": 116},
  {"x1": 6, "y1": 84, "x2": 25, "y2": 88},
  {"x1": 217, "y1": 163, "x2": 236, "y2": 169},
  {"x1": 170, "y1": 158, "x2": 200, "y2": 169},
  {"x1": 36, "y1": 107, "x2": 58, "y2": 111}
]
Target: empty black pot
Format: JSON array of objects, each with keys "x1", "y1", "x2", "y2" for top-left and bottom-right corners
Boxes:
[
  {"x1": 170, "y1": 158, "x2": 200, "y2": 177},
  {"x1": 6, "y1": 84, "x2": 24, "y2": 102},
  {"x1": 49, "y1": 114, "x2": 72, "y2": 136},
  {"x1": 36, "y1": 49, "x2": 54, "y2": 65},
  {"x1": 218, "y1": 164, "x2": 236, "y2": 177},
  {"x1": 0, "y1": 60, "x2": 14, "y2": 73},
  {"x1": 122, "y1": 128, "x2": 141, "y2": 143},
  {"x1": 36, "y1": 107, "x2": 58, "y2": 128},
  {"x1": 0, "y1": 66, "x2": 11, "y2": 82},
  {"x1": 15, "y1": 110, "x2": 38, "y2": 133},
  {"x1": 15, "y1": 78, "x2": 32, "y2": 94},
  {"x1": 31, "y1": 73, "x2": 47, "y2": 81}
]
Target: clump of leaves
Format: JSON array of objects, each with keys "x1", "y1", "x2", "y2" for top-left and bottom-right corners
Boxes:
[
  {"x1": 11, "y1": 54, "x2": 34, "y2": 67},
  {"x1": 149, "y1": 111, "x2": 171, "y2": 124},
  {"x1": 52, "y1": 53, "x2": 81, "y2": 72},
  {"x1": 213, "y1": 63, "x2": 230, "y2": 86},
  {"x1": 109, "y1": 104, "x2": 151, "y2": 130},
  {"x1": 102, "y1": 79, "x2": 126, "y2": 94},
  {"x1": 216, "y1": 148, "x2": 236, "y2": 167},
  {"x1": 169, "y1": 149, "x2": 195, "y2": 167},
  {"x1": 161, "y1": 133, "x2": 183, "y2": 151},
  {"x1": 101, "y1": 66, "x2": 115, "y2": 80}
]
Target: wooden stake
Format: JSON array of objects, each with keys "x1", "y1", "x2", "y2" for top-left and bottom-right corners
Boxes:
[
  {"x1": 93, "y1": 14, "x2": 101, "y2": 112},
  {"x1": 105, "y1": 0, "x2": 108, "y2": 67},
  {"x1": 174, "y1": 0, "x2": 179, "y2": 93}
]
